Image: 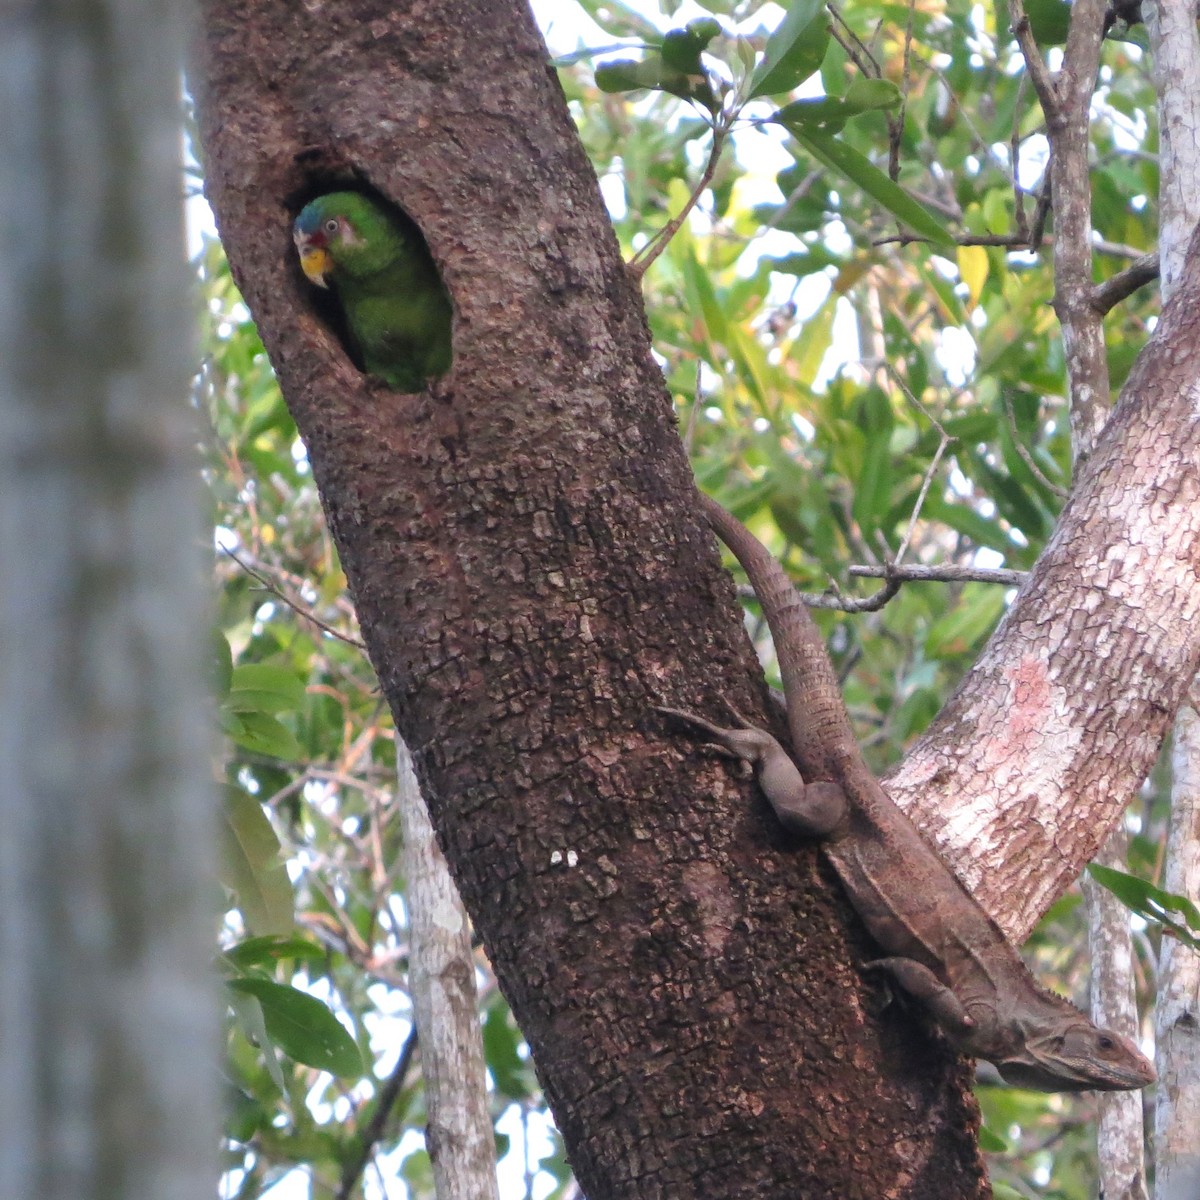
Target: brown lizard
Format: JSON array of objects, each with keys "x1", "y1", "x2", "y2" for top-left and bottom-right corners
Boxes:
[{"x1": 658, "y1": 491, "x2": 1156, "y2": 1092}]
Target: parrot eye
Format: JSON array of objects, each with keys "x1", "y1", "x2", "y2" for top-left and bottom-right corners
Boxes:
[{"x1": 323, "y1": 217, "x2": 339, "y2": 235}]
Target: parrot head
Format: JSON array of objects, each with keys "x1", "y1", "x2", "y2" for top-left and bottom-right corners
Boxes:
[
  {"x1": 294, "y1": 197, "x2": 344, "y2": 288},
  {"x1": 292, "y1": 192, "x2": 384, "y2": 288}
]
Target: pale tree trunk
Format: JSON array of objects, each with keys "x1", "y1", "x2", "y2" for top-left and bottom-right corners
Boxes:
[
  {"x1": 0, "y1": 3, "x2": 217, "y2": 1200},
  {"x1": 883, "y1": 226, "x2": 1200, "y2": 941},
  {"x1": 1083, "y1": 830, "x2": 1149, "y2": 1200},
  {"x1": 1141, "y1": 5, "x2": 1200, "y2": 1196},
  {"x1": 396, "y1": 741, "x2": 501, "y2": 1200},
  {"x1": 1154, "y1": 709, "x2": 1200, "y2": 1200},
  {"x1": 888, "y1": 0, "x2": 1200, "y2": 939}
]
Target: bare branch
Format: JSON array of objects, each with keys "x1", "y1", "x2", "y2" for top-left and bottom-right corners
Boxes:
[
  {"x1": 221, "y1": 543, "x2": 367, "y2": 649},
  {"x1": 630, "y1": 121, "x2": 728, "y2": 281},
  {"x1": 849, "y1": 563, "x2": 1027, "y2": 586},
  {"x1": 1006, "y1": 0, "x2": 1062, "y2": 124},
  {"x1": 1091, "y1": 251, "x2": 1161, "y2": 314}
]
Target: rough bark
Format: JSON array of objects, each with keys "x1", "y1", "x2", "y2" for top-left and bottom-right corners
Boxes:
[
  {"x1": 1142, "y1": 10, "x2": 1200, "y2": 1198},
  {"x1": 1082, "y1": 831, "x2": 1149, "y2": 1200},
  {"x1": 193, "y1": 2, "x2": 986, "y2": 1196},
  {"x1": 1144, "y1": 0, "x2": 1200, "y2": 293},
  {"x1": 1049, "y1": 0, "x2": 1113, "y2": 454},
  {"x1": 0, "y1": 2, "x2": 218, "y2": 1198},
  {"x1": 885, "y1": 228, "x2": 1200, "y2": 940},
  {"x1": 1154, "y1": 708, "x2": 1200, "y2": 1200},
  {"x1": 396, "y1": 742, "x2": 500, "y2": 1200}
]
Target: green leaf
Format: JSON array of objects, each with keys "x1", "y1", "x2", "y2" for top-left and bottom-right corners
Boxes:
[
  {"x1": 222, "y1": 934, "x2": 327, "y2": 972},
  {"x1": 925, "y1": 584, "x2": 1007, "y2": 658},
  {"x1": 783, "y1": 130, "x2": 955, "y2": 247},
  {"x1": 748, "y1": 0, "x2": 829, "y2": 98},
  {"x1": 851, "y1": 388, "x2": 894, "y2": 532},
  {"x1": 227, "y1": 977, "x2": 363, "y2": 1077},
  {"x1": 1087, "y1": 864, "x2": 1200, "y2": 952},
  {"x1": 1025, "y1": 0, "x2": 1072, "y2": 45},
  {"x1": 228, "y1": 989, "x2": 287, "y2": 1092},
  {"x1": 210, "y1": 631, "x2": 234, "y2": 699},
  {"x1": 661, "y1": 18, "x2": 722, "y2": 74},
  {"x1": 992, "y1": 1184, "x2": 1034, "y2": 1200},
  {"x1": 483, "y1": 997, "x2": 535, "y2": 1101},
  {"x1": 549, "y1": 42, "x2": 643, "y2": 69},
  {"x1": 220, "y1": 786, "x2": 294, "y2": 936},
  {"x1": 921, "y1": 493, "x2": 1013, "y2": 555},
  {"x1": 229, "y1": 710, "x2": 304, "y2": 760},
  {"x1": 977, "y1": 1124, "x2": 1009, "y2": 1153},
  {"x1": 775, "y1": 79, "x2": 901, "y2": 133},
  {"x1": 227, "y1": 663, "x2": 307, "y2": 713}
]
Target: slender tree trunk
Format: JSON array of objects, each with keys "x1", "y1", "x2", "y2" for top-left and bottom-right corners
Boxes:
[
  {"x1": 1083, "y1": 830, "x2": 1149, "y2": 1200},
  {"x1": 0, "y1": 3, "x2": 218, "y2": 1199},
  {"x1": 1141, "y1": 10, "x2": 1200, "y2": 1196},
  {"x1": 396, "y1": 741, "x2": 501, "y2": 1200},
  {"x1": 1154, "y1": 708, "x2": 1200, "y2": 1200}
]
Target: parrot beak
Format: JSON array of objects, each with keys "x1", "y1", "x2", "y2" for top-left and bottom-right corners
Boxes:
[
  {"x1": 299, "y1": 247, "x2": 332, "y2": 288},
  {"x1": 294, "y1": 232, "x2": 332, "y2": 288}
]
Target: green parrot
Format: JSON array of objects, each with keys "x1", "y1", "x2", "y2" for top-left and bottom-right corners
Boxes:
[{"x1": 293, "y1": 191, "x2": 453, "y2": 392}]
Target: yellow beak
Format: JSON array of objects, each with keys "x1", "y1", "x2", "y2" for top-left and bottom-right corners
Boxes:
[{"x1": 298, "y1": 244, "x2": 333, "y2": 288}]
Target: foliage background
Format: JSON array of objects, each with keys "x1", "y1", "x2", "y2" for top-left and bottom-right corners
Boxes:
[{"x1": 203, "y1": 2, "x2": 1165, "y2": 1196}]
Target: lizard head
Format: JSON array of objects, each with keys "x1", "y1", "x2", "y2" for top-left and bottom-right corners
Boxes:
[{"x1": 999, "y1": 1017, "x2": 1156, "y2": 1092}]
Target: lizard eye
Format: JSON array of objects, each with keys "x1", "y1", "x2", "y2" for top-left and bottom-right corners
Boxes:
[
  {"x1": 323, "y1": 217, "x2": 339, "y2": 235},
  {"x1": 1096, "y1": 1035, "x2": 1115, "y2": 1051}
]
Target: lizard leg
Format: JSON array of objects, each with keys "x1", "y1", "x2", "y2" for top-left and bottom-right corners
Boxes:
[
  {"x1": 655, "y1": 704, "x2": 846, "y2": 837},
  {"x1": 862, "y1": 957, "x2": 975, "y2": 1034}
]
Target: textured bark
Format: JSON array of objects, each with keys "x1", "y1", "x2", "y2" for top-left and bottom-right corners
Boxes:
[
  {"x1": 1048, "y1": 0, "x2": 1112, "y2": 455},
  {"x1": 1144, "y1": 0, "x2": 1200, "y2": 292},
  {"x1": 396, "y1": 742, "x2": 500, "y2": 1200},
  {"x1": 886, "y1": 229, "x2": 1200, "y2": 940},
  {"x1": 1082, "y1": 831, "x2": 1149, "y2": 1200},
  {"x1": 1154, "y1": 708, "x2": 1200, "y2": 1200},
  {"x1": 1142, "y1": 13, "x2": 1200, "y2": 1200},
  {"x1": 193, "y1": 2, "x2": 986, "y2": 1196},
  {"x1": 0, "y1": 2, "x2": 218, "y2": 1198}
]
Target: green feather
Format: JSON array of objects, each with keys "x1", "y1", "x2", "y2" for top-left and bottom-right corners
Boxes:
[{"x1": 294, "y1": 192, "x2": 453, "y2": 392}]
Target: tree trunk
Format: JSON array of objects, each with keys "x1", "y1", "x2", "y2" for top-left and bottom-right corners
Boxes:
[
  {"x1": 0, "y1": 2, "x2": 218, "y2": 1198},
  {"x1": 395, "y1": 741, "x2": 500, "y2": 1200},
  {"x1": 193, "y1": 1, "x2": 986, "y2": 1195}
]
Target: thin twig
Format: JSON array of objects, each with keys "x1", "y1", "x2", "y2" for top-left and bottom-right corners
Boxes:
[
  {"x1": 849, "y1": 563, "x2": 1027, "y2": 585},
  {"x1": 1002, "y1": 390, "x2": 1070, "y2": 499},
  {"x1": 1011, "y1": 73, "x2": 1031, "y2": 242},
  {"x1": 1093, "y1": 238, "x2": 1152, "y2": 260},
  {"x1": 1030, "y1": 178, "x2": 1052, "y2": 247},
  {"x1": 806, "y1": 577, "x2": 902, "y2": 612},
  {"x1": 875, "y1": 361, "x2": 953, "y2": 566},
  {"x1": 827, "y1": 3, "x2": 880, "y2": 78},
  {"x1": 336, "y1": 1026, "x2": 420, "y2": 1200},
  {"x1": 889, "y1": 0, "x2": 916, "y2": 182},
  {"x1": 630, "y1": 122, "x2": 728, "y2": 280},
  {"x1": 682, "y1": 363, "x2": 704, "y2": 454},
  {"x1": 221, "y1": 544, "x2": 366, "y2": 650}
]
